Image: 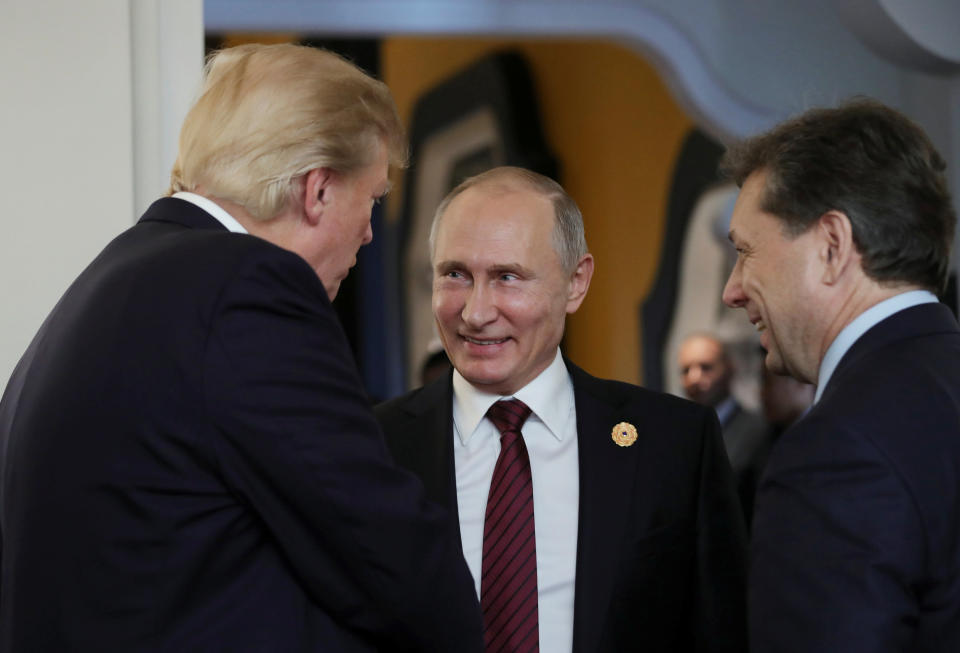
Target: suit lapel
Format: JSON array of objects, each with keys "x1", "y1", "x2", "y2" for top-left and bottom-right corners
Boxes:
[
  {"x1": 567, "y1": 361, "x2": 641, "y2": 653},
  {"x1": 823, "y1": 302, "x2": 959, "y2": 401}
]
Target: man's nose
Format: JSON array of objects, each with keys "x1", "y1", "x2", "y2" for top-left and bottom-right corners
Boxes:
[
  {"x1": 722, "y1": 267, "x2": 745, "y2": 308},
  {"x1": 462, "y1": 284, "x2": 497, "y2": 327}
]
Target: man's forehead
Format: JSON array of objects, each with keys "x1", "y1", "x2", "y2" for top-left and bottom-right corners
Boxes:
[
  {"x1": 680, "y1": 336, "x2": 725, "y2": 361},
  {"x1": 440, "y1": 187, "x2": 552, "y2": 233},
  {"x1": 459, "y1": 175, "x2": 553, "y2": 206}
]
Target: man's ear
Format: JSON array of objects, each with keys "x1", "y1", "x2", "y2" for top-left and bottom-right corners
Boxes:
[
  {"x1": 817, "y1": 210, "x2": 856, "y2": 285},
  {"x1": 566, "y1": 253, "x2": 595, "y2": 314},
  {"x1": 303, "y1": 168, "x2": 333, "y2": 226}
]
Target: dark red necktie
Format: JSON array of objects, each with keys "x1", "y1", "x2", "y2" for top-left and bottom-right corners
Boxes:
[{"x1": 481, "y1": 399, "x2": 538, "y2": 653}]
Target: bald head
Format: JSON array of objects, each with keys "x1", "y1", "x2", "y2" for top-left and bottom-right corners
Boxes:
[{"x1": 678, "y1": 334, "x2": 733, "y2": 407}]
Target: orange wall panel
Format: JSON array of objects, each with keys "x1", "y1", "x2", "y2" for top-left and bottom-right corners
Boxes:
[{"x1": 384, "y1": 38, "x2": 691, "y2": 383}]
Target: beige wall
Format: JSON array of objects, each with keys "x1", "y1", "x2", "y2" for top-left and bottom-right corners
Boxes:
[
  {"x1": 0, "y1": 1, "x2": 202, "y2": 395},
  {"x1": 383, "y1": 38, "x2": 691, "y2": 383}
]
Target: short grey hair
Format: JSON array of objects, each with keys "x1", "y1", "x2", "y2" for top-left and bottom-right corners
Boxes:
[{"x1": 428, "y1": 166, "x2": 588, "y2": 274}]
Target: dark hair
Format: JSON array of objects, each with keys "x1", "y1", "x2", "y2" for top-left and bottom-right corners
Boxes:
[{"x1": 720, "y1": 98, "x2": 955, "y2": 292}]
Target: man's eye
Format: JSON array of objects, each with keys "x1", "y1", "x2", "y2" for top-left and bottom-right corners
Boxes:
[{"x1": 499, "y1": 273, "x2": 518, "y2": 281}]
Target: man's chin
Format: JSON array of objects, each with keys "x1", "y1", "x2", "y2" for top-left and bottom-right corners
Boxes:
[
  {"x1": 763, "y1": 351, "x2": 788, "y2": 377},
  {"x1": 456, "y1": 364, "x2": 515, "y2": 395}
]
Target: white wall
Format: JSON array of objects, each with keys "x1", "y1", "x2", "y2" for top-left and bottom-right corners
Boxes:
[{"x1": 0, "y1": 0, "x2": 202, "y2": 394}]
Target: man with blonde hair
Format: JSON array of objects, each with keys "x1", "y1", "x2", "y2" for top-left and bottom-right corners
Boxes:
[{"x1": 0, "y1": 44, "x2": 481, "y2": 651}]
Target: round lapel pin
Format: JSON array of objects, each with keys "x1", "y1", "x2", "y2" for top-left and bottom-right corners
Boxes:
[{"x1": 611, "y1": 422, "x2": 638, "y2": 447}]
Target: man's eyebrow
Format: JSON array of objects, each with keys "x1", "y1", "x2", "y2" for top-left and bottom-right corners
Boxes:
[
  {"x1": 434, "y1": 259, "x2": 462, "y2": 272},
  {"x1": 490, "y1": 263, "x2": 533, "y2": 275},
  {"x1": 727, "y1": 229, "x2": 737, "y2": 244}
]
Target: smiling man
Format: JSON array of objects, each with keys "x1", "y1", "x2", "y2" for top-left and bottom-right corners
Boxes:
[
  {"x1": 376, "y1": 166, "x2": 747, "y2": 653},
  {"x1": 721, "y1": 100, "x2": 960, "y2": 652}
]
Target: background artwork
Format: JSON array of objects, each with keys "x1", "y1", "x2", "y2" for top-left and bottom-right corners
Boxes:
[
  {"x1": 642, "y1": 129, "x2": 763, "y2": 407},
  {"x1": 399, "y1": 51, "x2": 557, "y2": 388}
]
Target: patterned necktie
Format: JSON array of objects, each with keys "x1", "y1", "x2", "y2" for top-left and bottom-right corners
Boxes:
[{"x1": 481, "y1": 399, "x2": 538, "y2": 653}]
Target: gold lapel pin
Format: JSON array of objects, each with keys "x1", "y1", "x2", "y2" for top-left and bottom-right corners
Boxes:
[{"x1": 611, "y1": 422, "x2": 638, "y2": 447}]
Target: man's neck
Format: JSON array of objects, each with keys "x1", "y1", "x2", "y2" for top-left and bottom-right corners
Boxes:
[
  {"x1": 815, "y1": 279, "x2": 923, "y2": 374},
  {"x1": 813, "y1": 287, "x2": 936, "y2": 402}
]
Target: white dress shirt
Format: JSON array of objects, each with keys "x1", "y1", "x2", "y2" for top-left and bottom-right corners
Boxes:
[
  {"x1": 452, "y1": 349, "x2": 578, "y2": 653},
  {"x1": 172, "y1": 191, "x2": 249, "y2": 234},
  {"x1": 814, "y1": 289, "x2": 938, "y2": 403}
]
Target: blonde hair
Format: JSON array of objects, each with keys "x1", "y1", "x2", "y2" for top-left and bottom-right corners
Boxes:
[{"x1": 168, "y1": 43, "x2": 406, "y2": 221}]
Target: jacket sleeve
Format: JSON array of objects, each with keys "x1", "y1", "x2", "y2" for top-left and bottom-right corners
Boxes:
[
  {"x1": 202, "y1": 249, "x2": 483, "y2": 651},
  {"x1": 749, "y1": 415, "x2": 922, "y2": 653},
  {"x1": 694, "y1": 409, "x2": 749, "y2": 652}
]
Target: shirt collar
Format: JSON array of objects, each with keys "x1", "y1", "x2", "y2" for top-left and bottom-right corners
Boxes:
[
  {"x1": 452, "y1": 349, "x2": 573, "y2": 445},
  {"x1": 714, "y1": 395, "x2": 737, "y2": 426},
  {"x1": 172, "y1": 191, "x2": 249, "y2": 234},
  {"x1": 814, "y1": 289, "x2": 937, "y2": 403}
]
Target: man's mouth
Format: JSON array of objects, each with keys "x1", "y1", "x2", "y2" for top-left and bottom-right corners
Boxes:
[{"x1": 463, "y1": 336, "x2": 509, "y2": 345}]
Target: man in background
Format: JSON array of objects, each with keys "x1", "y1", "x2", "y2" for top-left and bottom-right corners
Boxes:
[
  {"x1": 0, "y1": 43, "x2": 481, "y2": 652},
  {"x1": 377, "y1": 166, "x2": 747, "y2": 652},
  {"x1": 722, "y1": 99, "x2": 960, "y2": 651},
  {"x1": 759, "y1": 366, "x2": 813, "y2": 440},
  {"x1": 677, "y1": 333, "x2": 767, "y2": 524}
]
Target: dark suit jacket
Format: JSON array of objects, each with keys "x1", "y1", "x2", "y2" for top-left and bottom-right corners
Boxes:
[
  {"x1": 0, "y1": 198, "x2": 482, "y2": 652},
  {"x1": 750, "y1": 302, "x2": 960, "y2": 652},
  {"x1": 375, "y1": 360, "x2": 748, "y2": 652},
  {"x1": 721, "y1": 402, "x2": 769, "y2": 530}
]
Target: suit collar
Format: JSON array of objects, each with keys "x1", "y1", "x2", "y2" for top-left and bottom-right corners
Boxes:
[
  {"x1": 815, "y1": 290, "x2": 938, "y2": 402},
  {"x1": 451, "y1": 349, "x2": 573, "y2": 445},
  {"x1": 138, "y1": 197, "x2": 228, "y2": 232},
  {"x1": 824, "y1": 302, "x2": 958, "y2": 400}
]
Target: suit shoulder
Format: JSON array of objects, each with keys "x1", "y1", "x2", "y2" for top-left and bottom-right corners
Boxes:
[
  {"x1": 375, "y1": 376, "x2": 449, "y2": 422},
  {"x1": 575, "y1": 370, "x2": 711, "y2": 420},
  {"x1": 374, "y1": 388, "x2": 419, "y2": 421},
  {"x1": 570, "y1": 367, "x2": 718, "y2": 456}
]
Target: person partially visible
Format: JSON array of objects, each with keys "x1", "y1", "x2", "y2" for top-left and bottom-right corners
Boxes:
[
  {"x1": 759, "y1": 366, "x2": 813, "y2": 440},
  {"x1": 420, "y1": 341, "x2": 452, "y2": 386},
  {"x1": 737, "y1": 366, "x2": 816, "y2": 531},
  {"x1": 0, "y1": 43, "x2": 481, "y2": 652},
  {"x1": 377, "y1": 166, "x2": 747, "y2": 652},
  {"x1": 678, "y1": 333, "x2": 767, "y2": 524},
  {"x1": 722, "y1": 99, "x2": 960, "y2": 652}
]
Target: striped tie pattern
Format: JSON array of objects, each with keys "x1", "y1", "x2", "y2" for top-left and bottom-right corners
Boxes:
[{"x1": 481, "y1": 399, "x2": 538, "y2": 653}]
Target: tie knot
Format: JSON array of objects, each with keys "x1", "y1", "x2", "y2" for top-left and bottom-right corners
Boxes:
[{"x1": 486, "y1": 399, "x2": 532, "y2": 437}]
